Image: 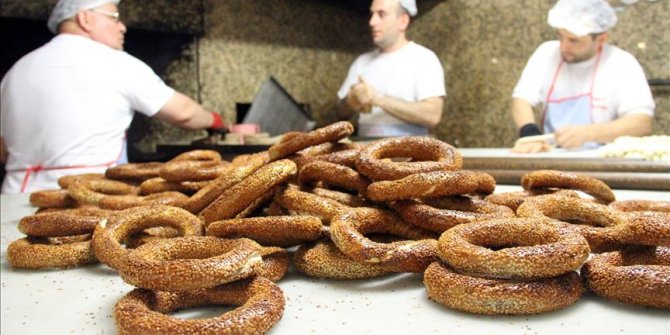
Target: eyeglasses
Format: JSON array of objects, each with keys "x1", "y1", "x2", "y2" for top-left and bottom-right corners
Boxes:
[{"x1": 89, "y1": 8, "x2": 121, "y2": 22}]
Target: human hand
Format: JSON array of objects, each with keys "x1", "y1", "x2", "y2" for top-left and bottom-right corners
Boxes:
[
  {"x1": 511, "y1": 140, "x2": 552, "y2": 153},
  {"x1": 555, "y1": 125, "x2": 593, "y2": 149},
  {"x1": 346, "y1": 76, "x2": 375, "y2": 113}
]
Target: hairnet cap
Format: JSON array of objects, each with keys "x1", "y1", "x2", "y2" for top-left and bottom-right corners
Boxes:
[
  {"x1": 548, "y1": 0, "x2": 617, "y2": 37},
  {"x1": 47, "y1": 0, "x2": 121, "y2": 34},
  {"x1": 399, "y1": 0, "x2": 418, "y2": 17}
]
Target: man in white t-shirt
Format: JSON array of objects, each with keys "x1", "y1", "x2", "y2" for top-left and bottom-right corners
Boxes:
[
  {"x1": 0, "y1": 0, "x2": 228, "y2": 193},
  {"x1": 511, "y1": 0, "x2": 654, "y2": 153},
  {"x1": 336, "y1": 0, "x2": 446, "y2": 138}
]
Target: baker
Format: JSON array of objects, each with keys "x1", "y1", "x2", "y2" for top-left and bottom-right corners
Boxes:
[
  {"x1": 335, "y1": 0, "x2": 446, "y2": 138},
  {"x1": 0, "y1": 0, "x2": 228, "y2": 193},
  {"x1": 510, "y1": 0, "x2": 655, "y2": 153}
]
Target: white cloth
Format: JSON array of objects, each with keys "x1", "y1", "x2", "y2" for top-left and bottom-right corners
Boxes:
[
  {"x1": 513, "y1": 41, "x2": 655, "y2": 123},
  {"x1": 1, "y1": 34, "x2": 174, "y2": 193},
  {"x1": 337, "y1": 41, "x2": 445, "y2": 137}
]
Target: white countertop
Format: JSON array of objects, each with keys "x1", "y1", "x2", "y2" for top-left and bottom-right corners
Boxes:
[
  {"x1": 457, "y1": 148, "x2": 605, "y2": 159},
  {"x1": 2, "y1": 187, "x2": 669, "y2": 335}
]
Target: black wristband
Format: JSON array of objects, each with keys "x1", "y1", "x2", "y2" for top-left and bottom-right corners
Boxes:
[{"x1": 519, "y1": 123, "x2": 542, "y2": 138}]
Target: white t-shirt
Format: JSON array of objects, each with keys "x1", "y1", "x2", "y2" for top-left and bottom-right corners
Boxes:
[
  {"x1": 337, "y1": 41, "x2": 446, "y2": 137},
  {"x1": 1, "y1": 34, "x2": 174, "y2": 193},
  {"x1": 513, "y1": 41, "x2": 655, "y2": 124}
]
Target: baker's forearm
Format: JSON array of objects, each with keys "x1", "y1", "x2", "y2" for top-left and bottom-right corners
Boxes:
[
  {"x1": 373, "y1": 95, "x2": 443, "y2": 128},
  {"x1": 511, "y1": 98, "x2": 536, "y2": 129},
  {"x1": 155, "y1": 92, "x2": 217, "y2": 130},
  {"x1": 588, "y1": 113, "x2": 653, "y2": 143}
]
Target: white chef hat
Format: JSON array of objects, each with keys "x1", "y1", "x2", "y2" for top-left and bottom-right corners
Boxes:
[
  {"x1": 399, "y1": 0, "x2": 418, "y2": 17},
  {"x1": 47, "y1": 0, "x2": 121, "y2": 34},
  {"x1": 548, "y1": 0, "x2": 617, "y2": 37}
]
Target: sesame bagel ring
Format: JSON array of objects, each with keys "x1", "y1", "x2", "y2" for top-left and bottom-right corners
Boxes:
[
  {"x1": 582, "y1": 247, "x2": 670, "y2": 308},
  {"x1": 437, "y1": 217, "x2": 590, "y2": 279},
  {"x1": 206, "y1": 216, "x2": 325, "y2": 247},
  {"x1": 294, "y1": 239, "x2": 393, "y2": 279},
  {"x1": 139, "y1": 177, "x2": 207, "y2": 195},
  {"x1": 521, "y1": 170, "x2": 615, "y2": 204},
  {"x1": 366, "y1": 170, "x2": 493, "y2": 202},
  {"x1": 248, "y1": 242, "x2": 290, "y2": 282},
  {"x1": 516, "y1": 195, "x2": 628, "y2": 252},
  {"x1": 7, "y1": 236, "x2": 96, "y2": 269},
  {"x1": 275, "y1": 185, "x2": 352, "y2": 223},
  {"x1": 610, "y1": 199, "x2": 670, "y2": 213},
  {"x1": 268, "y1": 121, "x2": 354, "y2": 160},
  {"x1": 18, "y1": 208, "x2": 111, "y2": 237},
  {"x1": 356, "y1": 136, "x2": 462, "y2": 181},
  {"x1": 169, "y1": 149, "x2": 222, "y2": 162},
  {"x1": 105, "y1": 162, "x2": 164, "y2": 182},
  {"x1": 310, "y1": 187, "x2": 369, "y2": 207},
  {"x1": 97, "y1": 191, "x2": 189, "y2": 210},
  {"x1": 119, "y1": 236, "x2": 263, "y2": 292},
  {"x1": 484, "y1": 189, "x2": 579, "y2": 212},
  {"x1": 29, "y1": 189, "x2": 77, "y2": 208},
  {"x1": 298, "y1": 160, "x2": 371, "y2": 195},
  {"x1": 390, "y1": 196, "x2": 515, "y2": 233},
  {"x1": 329, "y1": 207, "x2": 438, "y2": 273},
  {"x1": 67, "y1": 179, "x2": 139, "y2": 206},
  {"x1": 91, "y1": 205, "x2": 204, "y2": 271},
  {"x1": 114, "y1": 276, "x2": 285, "y2": 335},
  {"x1": 57, "y1": 173, "x2": 105, "y2": 189},
  {"x1": 618, "y1": 212, "x2": 670, "y2": 247},
  {"x1": 424, "y1": 261, "x2": 584, "y2": 315},
  {"x1": 199, "y1": 159, "x2": 297, "y2": 224},
  {"x1": 159, "y1": 160, "x2": 229, "y2": 182}
]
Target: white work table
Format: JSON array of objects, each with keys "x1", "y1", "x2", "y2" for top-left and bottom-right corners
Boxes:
[{"x1": 1, "y1": 186, "x2": 669, "y2": 335}]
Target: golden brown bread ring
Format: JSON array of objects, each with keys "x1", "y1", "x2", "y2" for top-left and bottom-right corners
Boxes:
[
  {"x1": 114, "y1": 276, "x2": 285, "y2": 335},
  {"x1": 618, "y1": 212, "x2": 670, "y2": 247},
  {"x1": 105, "y1": 162, "x2": 164, "y2": 182},
  {"x1": 7, "y1": 236, "x2": 96, "y2": 269},
  {"x1": 484, "y1": 189, "x2": 579, "y2": 212},
  {"x1": 298, "y1": 161, "x2": 370, "y2": 195},
  {"x1": 18, "y1": 208, "x2": 111, "y2": 237},
  {"x1": 521, "y1": 170, "x2": 615, "y2": 204},
  {"x1": 291, "y1": 145, "x2": 361, "y2": 170},
  {"x1": 610, "y1": 199, "x2": 670, "y2": 213},
  {"x1": 329, "y1": 207, "x2": 438, "y2": 273},
  {"x1": 159, "y1": 160, "x2": 229, "y2": 182},
  {"x1": 356, "y1": 136, "x2": 462, "y2": 181},
  {"x1": 29, "y1": 189, "x2": 77, "y2": 208},
  {"x1": 582, "y1": 247, "x2": 670, "y2": 308},
  {"x1": 424, "y1": 261, "x2": 583, "y2": 315},
  {"x1": 275, "y1": 185, "x2": 351, "y2": 223},
  {"x1": 119, "y1": 236, "x2": 263, "y2": 291},
  {"x1": 67, "y1": 179, "x2": 140, "y2": 206},
  {"x1": 139, "y1": 177, "x2": 208, "y2": 195},
  {"x1": 91, "y1": 205, "x2": 204, "y2": 271},
  {"x1": 183, "y1": 151, "x2": 269, "y2": 214},
  {"x1": 516, "y1": 195, "x2": 628, "y2": 252},
  {"x1": 268, "y1": 121, "x2": 354, "y2": 160},
  {"x1": 248, "y1": 241, "x2": 290, "y2": 282},
  {"x1": 199, "y1": 159, "x2": 297, "y2": 224},
  {"x1": 437, "y1": 217, "x2": 590, "y2": 279},
  {"x1": 206, "y1": 215, "x2": 324, "y2": 247},
  {"x1": 294, "y1": 238, "x2": 393, "y2": 279},
  {"x1": 169, "y1": 149, "x2": 222, "y2": 162},
  {"x1": 366, "y1": 170, "x2": 491, "y2": 202},
  {"x1": 97, "y1": 191, "x2": 189, "y2": 210},
  {"x1": 124, "y1": 227, "x2": 180, "y2": 249},
  {"x1": 57, "y1": 173, "x2": 105, "y2": 189},
  {"x1": 390, "y1": 196, "x2": 515, "y2": 233},
  {"x1": 309, "y1": 187, "x2": 369, "y2": 207}
]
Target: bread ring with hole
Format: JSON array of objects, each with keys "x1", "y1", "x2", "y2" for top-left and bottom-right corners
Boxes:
[
  {"x1": 7, "y1": 236, "x2": 97, "y2": 269},
  {"x1": 366, "y1": 170, "x2": 493, "y2": 202},
  {"x1": 582, "y1": 247, "x2": 669, "y2": 308},
  {"x1": 169, "y1": 149, "x2": 222, "y2": 162},
  {"x1": 159, "y1": 160, "x2": 229, "y2": 182},
  {"x1": 97, "y1": 191, "x2": 189, "y2": 210},
  {"x1": 329, "y1": 207, "x2": 438, "y2": 273},
  {"x1": 18, "y1": 208, "x2": 111, "y2": 237},
  {"x1": 275, "y1": 185, "x2": 352, "y2": 223},
  {"x1": 67, "y1": 179, "x2": 140, "y2": 206},
  {"x1": 206, "y1": 216, "x2": 324, "y2": 247},
  {"x1": 91, "y1": 205, "x2": 204, "y2": 271},
  {"x1": 294, "y1": 238, "x2": 393, "y2": 279},
  {"x1": 484, "y1": 189, "x2": 579, "y2": 212},
  {"x1": 618, "y1": 212, "x2": 670, "y2": 247},
  {"x1": 521, "y1": 170, "x2": 615, "y2": 204},
  {"x1": 437, "y1": 217, "x2": 590, "y2": 279},
  {"x1": 139, "y1": 177, "x2": 208, "y2": 195},
  {"x1": 29, "y1": 189, "x2": 77, "y2": 208},
  {"x1": 57, "y1": 173, "x2": 105, "y2": 189},
  {"x1": 356, "y1": 136, "x2": 462, "y2": 181},
  {"x1": 105, "y1": 162, "x2": 164, "y2": 182},
  {"x1": 268, "y1": 121, "x2": 354, "y2": 160},
  {"x1": 199, "y1": 159, "x2": 297, "y2": 224},
  {"x1": 119, "y1": 236, "x2": 263, "y2": 291},
  {"x1": 298, "y1": 160, "x2": 370, "y2": 195},
  {"x1": 516, "y1": 195, "x2": 629, "y2": 252},
  {"x1": 390, "y1": 196, "x2": 515, "y2": 233},
  {"x1": 610, "y1": 200, "x2": 670, "y2": 213},
  {"x1": 424, "y1": 261, "x2": 584, "y2": 315},
  {"x1": 114, "y1": 276, "x2": 285, "y2": 335}
]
